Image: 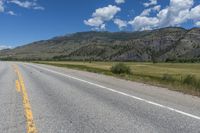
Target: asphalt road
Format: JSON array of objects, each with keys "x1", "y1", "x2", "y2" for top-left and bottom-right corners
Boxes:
[{"x1": 0, "y1": 61, "x2": 200, "y2": 133}]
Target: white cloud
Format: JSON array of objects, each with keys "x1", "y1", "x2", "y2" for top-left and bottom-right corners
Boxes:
[
  {"x1": 0, "y1": 0, "x2": 4, "y2": 12},
  {"x1": 33, "y1": 6, "x2": 44, "y2": 10},
  {"x1": 114, "y1": 18, "x2": 127, "y2": 30},
  {"x1": 129, "y1": 0, "x2": 200, "y2": 31},
  {"x1": 162, "y1": 0, "x2": 193, "y2": 26},
  {"x1": 0, "y1": 0, "x2": 44, "y2": 15},
  {"x1": 7, "y1": 10, "x2": 17, "y2": 15},
  {"x1": 143, "y1": 0, "x2": 157, "y2": 7},
  {"x1": 129, "y1": 16, "x2": 159, "y2": 31},
  {"x1": 190, "y1": 5, "x2": 200, "y2": 20},
  {"x1": 195, "y1": 21, "x2": 200, "y2": 26},
  {"x1": 84, "y1": 5, "x2": 121, "y2": 30},
  {"x1": 153, "y1": 5, "x2": 161, "y2": 11},
  {"x1": 115, "y1": 0, "x2": 125, "y2": 4},
  {"x1": 9, "y1": 0, "x2": 35, "y2": 8},
  {"x1": 0, "y1": 45, "x2": 12, "y2": 50},
  {"x1": 140, "y1": 8, "x2": 152, "y2": 16},
  {"x1": 92, "y1": 5, "x2": 121, "y2": 21},
  {"x1": 9, "y1": 0, "x2": 44, "y2": 10},
  {"x1": 84, "y1": 17, "x2": 104, "y2": 27},
  {"x1": 129, "y1": 5, "x2": 161, "y2": 30},
  {"x1": 100, "y1": 24, "x2": 106, "y2": 30},
  {"x1": 140, "y1": 5, "x2": 161, "y2": 16}
]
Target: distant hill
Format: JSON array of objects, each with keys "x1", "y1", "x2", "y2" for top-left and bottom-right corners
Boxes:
[{"x1": 0, "y1": 27, "x2": 200, "y2": 62}]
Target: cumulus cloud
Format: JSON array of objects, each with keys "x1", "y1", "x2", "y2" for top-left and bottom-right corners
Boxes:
[
  {"x1": 129, "y1": 16, "x2": 159, "y2": 31},
  {"x1": 190, "y1": 5, "x2": 200, "y2": 20},
  {"x1": 129, "y1": 0, "x2": 200, "y2": 31},
  {"x1": 115, "y1": 0, "x2": 125, "y2": 4},
  {"x1": 84, "y1": 5, "x2": 121, "y2": 30},
  {"x1": 162, "y1": 0, "x2": 193, "y2": 26},
  {"x1": 114, "y1": 18, "x2": 127, "y2": 30},
  {"x1": 143, "y1": 0, "x2": 157, "y2": 7}
]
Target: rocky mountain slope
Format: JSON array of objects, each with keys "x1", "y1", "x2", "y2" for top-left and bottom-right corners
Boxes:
[{"x1": 0, "y1": 27, "x2": 200, "y2": 62}]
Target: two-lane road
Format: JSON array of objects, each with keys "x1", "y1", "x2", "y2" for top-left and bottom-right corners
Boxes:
[{"x1": 0, "y1": 61, "x2": 200, "y2": 133}]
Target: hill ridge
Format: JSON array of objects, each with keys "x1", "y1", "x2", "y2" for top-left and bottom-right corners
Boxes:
[{"x1": 0, "y1": 27, "x2": 200, "y2": 62}]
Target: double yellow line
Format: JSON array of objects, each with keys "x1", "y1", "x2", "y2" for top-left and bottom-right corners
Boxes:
[{"x1": 13, "y1": 65, "x2": 37, "y2": 133}]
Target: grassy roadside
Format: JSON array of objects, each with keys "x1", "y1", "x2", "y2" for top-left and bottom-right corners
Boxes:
[{"x1": 34, "y1": 61, "x2": 200, "y2": 96}]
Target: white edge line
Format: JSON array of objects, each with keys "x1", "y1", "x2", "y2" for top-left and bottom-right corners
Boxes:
[{"x1": 28, "y1": 63, "x2": 200, "y2": 120}]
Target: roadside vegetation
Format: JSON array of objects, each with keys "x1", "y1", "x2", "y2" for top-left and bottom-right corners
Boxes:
[
  {"x1": 34, "y1": 61, "x2": 200, "y2": 96},
  {"x1": 111, "y1": 63, "x2": 132, "y2": 74}
]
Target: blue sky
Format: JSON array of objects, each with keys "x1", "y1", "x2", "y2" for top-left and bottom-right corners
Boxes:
[{"x1": 0, "y1": 0, "x2": 200, "y2": 48}]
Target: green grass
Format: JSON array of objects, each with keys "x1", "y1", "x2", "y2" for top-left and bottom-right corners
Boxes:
[{"x1": 34, "y1": 61, "x2": 200, "y2": 96}]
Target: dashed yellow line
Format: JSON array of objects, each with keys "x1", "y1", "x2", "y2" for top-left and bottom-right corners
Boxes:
[{"x1": 13, "y1": 65, "x2": 37, "y2": 133}]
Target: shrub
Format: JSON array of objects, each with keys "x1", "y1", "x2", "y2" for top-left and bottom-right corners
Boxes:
[{"x1": 111, "y1": 63, "x2": 131, "y2": 74}]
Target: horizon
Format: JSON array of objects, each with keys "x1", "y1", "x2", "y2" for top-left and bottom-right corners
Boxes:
[{"x1": 0, "y1": 0, "x2": 200, "y2": 47}]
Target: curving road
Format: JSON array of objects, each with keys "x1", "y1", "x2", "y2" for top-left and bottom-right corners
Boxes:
[{"x1": 0, "y1": 61, "x2": 200, "y2": 133}]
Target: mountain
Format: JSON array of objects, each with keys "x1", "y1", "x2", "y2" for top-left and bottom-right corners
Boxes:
[{"x1": 0, "y1": 27, "x2": 200, "y2": 62}]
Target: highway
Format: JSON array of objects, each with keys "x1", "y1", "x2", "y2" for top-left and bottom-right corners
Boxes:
[{"x1": 0, "y1": 61, "x2": 200, "y2": 133}]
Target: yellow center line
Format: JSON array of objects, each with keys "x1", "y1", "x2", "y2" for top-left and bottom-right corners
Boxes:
[
  {"x1": 13, "y1": 64, "x2": 37, "y2": 133},
  {"x1": 15, "y1": 80, "x2": 21, "y2": 93}
]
